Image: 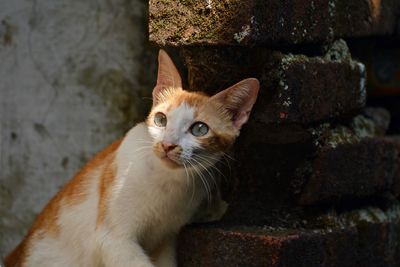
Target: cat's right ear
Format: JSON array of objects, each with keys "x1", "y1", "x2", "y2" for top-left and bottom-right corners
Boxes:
[
  {"x1": 152, "y1": 50, "x2": 182, "y2": 107},
  {"x1": 211, "y1": 78, "x2": 260, "y2": 130}
]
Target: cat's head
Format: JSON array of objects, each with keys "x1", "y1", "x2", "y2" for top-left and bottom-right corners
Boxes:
[{"x1": 146, "y1": 50, "x2": 259, "y2": 169}]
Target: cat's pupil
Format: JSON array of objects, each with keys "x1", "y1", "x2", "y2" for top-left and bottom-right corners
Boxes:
[
  {"x1": 190, "y1": 122, "x2": 209, "y2": 137},
  {"x1": 154, "y1": 112, "x2": 167, "y2": 127}
]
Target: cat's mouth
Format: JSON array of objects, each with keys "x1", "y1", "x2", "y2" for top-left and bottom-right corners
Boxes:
[{"x1": 153, "y1": 143, "x2": 184, "y2": 169}]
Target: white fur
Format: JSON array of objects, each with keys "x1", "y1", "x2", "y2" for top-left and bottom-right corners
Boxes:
[
  {"x1": 148, "y1": 102, "x2": 201, "y2": 161},
  {"x1": 24, "y1": 122, "x2": 209, "y2": 267}
]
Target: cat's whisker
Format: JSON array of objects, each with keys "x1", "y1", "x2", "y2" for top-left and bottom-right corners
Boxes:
[
  {"x1": 193, "y1": 154, "x2": 226, "y2": 179},
  {"x1": 183, "y1": 160, "x2": 196, "y2": 206},
  {"x1": 190, "y1": 158, "x2": 213, "y2": 204},
  {"x1": 191, "y1": 155, "x2": 221, "y2": 187},
  {"x1": 222, "y1": 152, "x2": 235, "y2": 161},
  {"x1": 195, "y1": 169, "x2": 210, "y2": 204},
  {"x1": 196, "y1": 150, "x2": 232, "y2": 168},
  {"x1": 191, "y1": 157, "x2": 216, "y2": 184},
  {"x1": 134, "y1": 146, "x2": 153, "y2": 153},
  {"x1": 217, "y1": 153, "x2": 233, "y2": 180},
  {"x1": 186, "y1": 161, "x2": 199, "y2": 204},
  {"x1": 201, "y1": 160, "x2": 228, "y2": 185},
  {"x1": 189, "y1": 160, "x2": 211, "y2": 204},
  {"x1": 135, "y1": 139, "x2": 154, "y2": 143},
  {"x1": 182, "y1": 161, "x2": 190, "y2": 190}
]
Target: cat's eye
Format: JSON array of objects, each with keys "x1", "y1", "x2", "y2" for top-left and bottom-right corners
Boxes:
[
  {"x1": 154, "y1": 112, "x2": 167, "y2": 127},
  {"x1": 190, "y1": 122, "x2": 209, "y2": 137}
]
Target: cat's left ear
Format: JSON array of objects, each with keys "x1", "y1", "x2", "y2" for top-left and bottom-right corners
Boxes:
[
  {"x1": 153, "y1": 50, "x2": 182, "y2": 106},
  {"x1": 211, "y1": 78, "x2": 260, "y2": 130}
]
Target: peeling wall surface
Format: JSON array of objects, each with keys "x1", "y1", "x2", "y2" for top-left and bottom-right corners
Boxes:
[{"x1": 0, "y1": 0, "x2": 156, "y2": 256}]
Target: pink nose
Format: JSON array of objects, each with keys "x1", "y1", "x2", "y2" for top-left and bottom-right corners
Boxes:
[{"x1": 161, "y1": 143, "x2": 177, "y2": 153}]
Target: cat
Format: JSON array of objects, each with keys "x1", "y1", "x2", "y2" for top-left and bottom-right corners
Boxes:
[{"x1": 4, "y1": 50, "x2": 259, "y2": 267}]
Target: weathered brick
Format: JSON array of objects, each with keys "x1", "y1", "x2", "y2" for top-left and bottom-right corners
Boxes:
[
  {"x1": 178, "y1": 207, "x2": 400, "y2": 267},
  {"x1": 382, "y1": 136, "x2": 400, "y2": 196},
  {"x1": 181, "y1": 44, "x2": 366, "y2": 125},
  {"x1": 222, "y1": 121, "x2": 397, "y2": 224},
  {"x1": 150, "y1": 0, "x2": 400, "y2": 47},
  {"x1": 299, "y1": 138, "x2": 398, "y2": 205}
]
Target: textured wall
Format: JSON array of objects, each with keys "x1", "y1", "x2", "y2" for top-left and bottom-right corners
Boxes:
[{"x1": 0, "y1": 0, "x2": 156, "y2": 256}]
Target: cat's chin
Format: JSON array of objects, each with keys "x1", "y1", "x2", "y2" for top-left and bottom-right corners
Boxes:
[{"x1": 159, "y1": 155, "x2": 183, "y2": 169}]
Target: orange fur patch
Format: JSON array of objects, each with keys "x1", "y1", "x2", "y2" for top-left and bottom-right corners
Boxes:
[
  {"x1": 4, "y1": 139, "x2": 122, "y2": 267},
  {"x1": 96, "y1": 158, "x2": 117, "y2": 226},
  {"x1": 4, "y1": 242, "x2": 25, "y2": 267}
]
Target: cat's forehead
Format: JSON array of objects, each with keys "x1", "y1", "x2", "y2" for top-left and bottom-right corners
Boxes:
[
  {"x1": 156, "y1": 89, "x2": 211, "y2": 115},
  {"x1": 168, "y1": 90, "x2": 209, "y2": 110},
  {"x1": 168, "y1": 102, "x2": 195, "y2": 124}
]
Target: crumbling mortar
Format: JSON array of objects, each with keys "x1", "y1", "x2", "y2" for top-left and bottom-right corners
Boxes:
[
  {"x1": 309, "y1": 115, "x2": 378, "y2": 149},
  {"x1": 328, "y1": 0, "x2": 337, "y2": 38}
]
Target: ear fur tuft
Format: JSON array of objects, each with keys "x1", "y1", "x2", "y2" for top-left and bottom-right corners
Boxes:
[{"x1": 211, "y1": 78, "x2": 260, "y2": 130}]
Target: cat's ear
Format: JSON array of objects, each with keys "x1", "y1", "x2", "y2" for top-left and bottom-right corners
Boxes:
[
  {"x1": 153, "y1": 49, "x2": 182, "y2": 106},
  {"x1": 211, "y1": 78, "x2": 260, "y2": 130}
]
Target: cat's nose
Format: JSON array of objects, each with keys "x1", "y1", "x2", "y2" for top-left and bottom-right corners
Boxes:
[{"x1": 161, "y1": 142, "x2": 177, "y2": 153}]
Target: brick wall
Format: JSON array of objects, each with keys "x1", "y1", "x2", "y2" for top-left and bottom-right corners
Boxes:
[{"x1": 149, "y1": 1, "x2": 400, "y2": 266}]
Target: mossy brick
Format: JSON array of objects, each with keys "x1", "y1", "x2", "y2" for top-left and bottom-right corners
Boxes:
[
  {"x1": 178, "y1": 206, "x2": 400, "y2": 267},
  {"x1": 149, "y1": 0, "x2": 400, "y2": 46},
  {"x1": 181, "y1": 45, "x2": 366, "y2": 126}
]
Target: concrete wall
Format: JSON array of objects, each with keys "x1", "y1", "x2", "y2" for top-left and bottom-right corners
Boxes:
[{"x1": 0, "y1": 0, "x2": 156, "y2": 256}]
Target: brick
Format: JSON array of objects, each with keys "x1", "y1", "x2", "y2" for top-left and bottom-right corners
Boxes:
[
  {"x1": 221, "y1": 138, "x2": 312, "y2": 224},
  {"x1": 222, "y1": 120, "x2": 397, "y2": 224},
  {"x1": 299, "y1": 138, "x2": 398, "y2": 205},
  {"x1": 382, "y1": 136, "x2": 400, "y2": 196},
  {"x1": 181, "y1": 44, "x2": 366, "y2": 125},
  {"x1": 149, "y1": 0, "x2": 400, "y2": 46},
  {"x1": 178, "y1": 207, "x2": 400, "y2": 267}
]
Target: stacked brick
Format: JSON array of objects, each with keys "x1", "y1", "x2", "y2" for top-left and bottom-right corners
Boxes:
[{"x1": 149, "y1": 1, "x2": 400, "y2": 266}]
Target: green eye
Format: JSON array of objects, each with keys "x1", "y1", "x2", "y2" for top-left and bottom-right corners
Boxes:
[
  {"x1": 190, "y1": 122, "x2": 209, "y2": 137},
  {"x1": 154, "y1": 112, "x2": 167, "y2": 127}
]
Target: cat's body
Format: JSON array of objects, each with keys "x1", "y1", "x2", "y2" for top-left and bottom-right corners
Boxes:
[
  {"x1": 4, "y1": 50, "x2": 259, "y2": 267},
  {"x1": 7, "y1": 123, "x2": 204, "y2": 267}
]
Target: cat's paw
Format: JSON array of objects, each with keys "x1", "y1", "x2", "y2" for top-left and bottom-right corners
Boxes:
[
  {"x1": 213, "y1": 200, "x2": 229, "y2": 221},
  {"x1": 201, "y1": 200, "x2": 229, "y2": 222}
]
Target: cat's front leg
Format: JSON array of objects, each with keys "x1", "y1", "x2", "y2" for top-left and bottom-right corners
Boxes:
[
  {"x1": 99, "y1": 233, "x2": 155, "y2": 267},
  {"x1": 152, "y1": 238, "x2": 176, "y2": 267},
  {"x1": 191, "y1": 188, "x2": 229, "y2": 223}
]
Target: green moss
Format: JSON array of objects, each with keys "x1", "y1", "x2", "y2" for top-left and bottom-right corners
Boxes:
[
  {"x1": 324, "y1": 39, "x2": 351, "y2": 61},
  {"x1": 351, "y1": 115, "x2": 377, "y2": 138},
  {"x1": 312, "y1": 204, "x2": 400, "y2": 230},
  {"x1": 309, "y1": 115, "x2": 379, "y2": 149},
  {"x1": 150, "y1": 0, "x2": 251, "y2": 44},
  {"x1": 341, "y1": 206, "x2": 400, "y2": 225}
]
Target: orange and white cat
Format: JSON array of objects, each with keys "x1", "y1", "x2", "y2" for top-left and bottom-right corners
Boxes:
[{"x1": 4, "y1": 50, "x2": 259, "y2": 267}]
